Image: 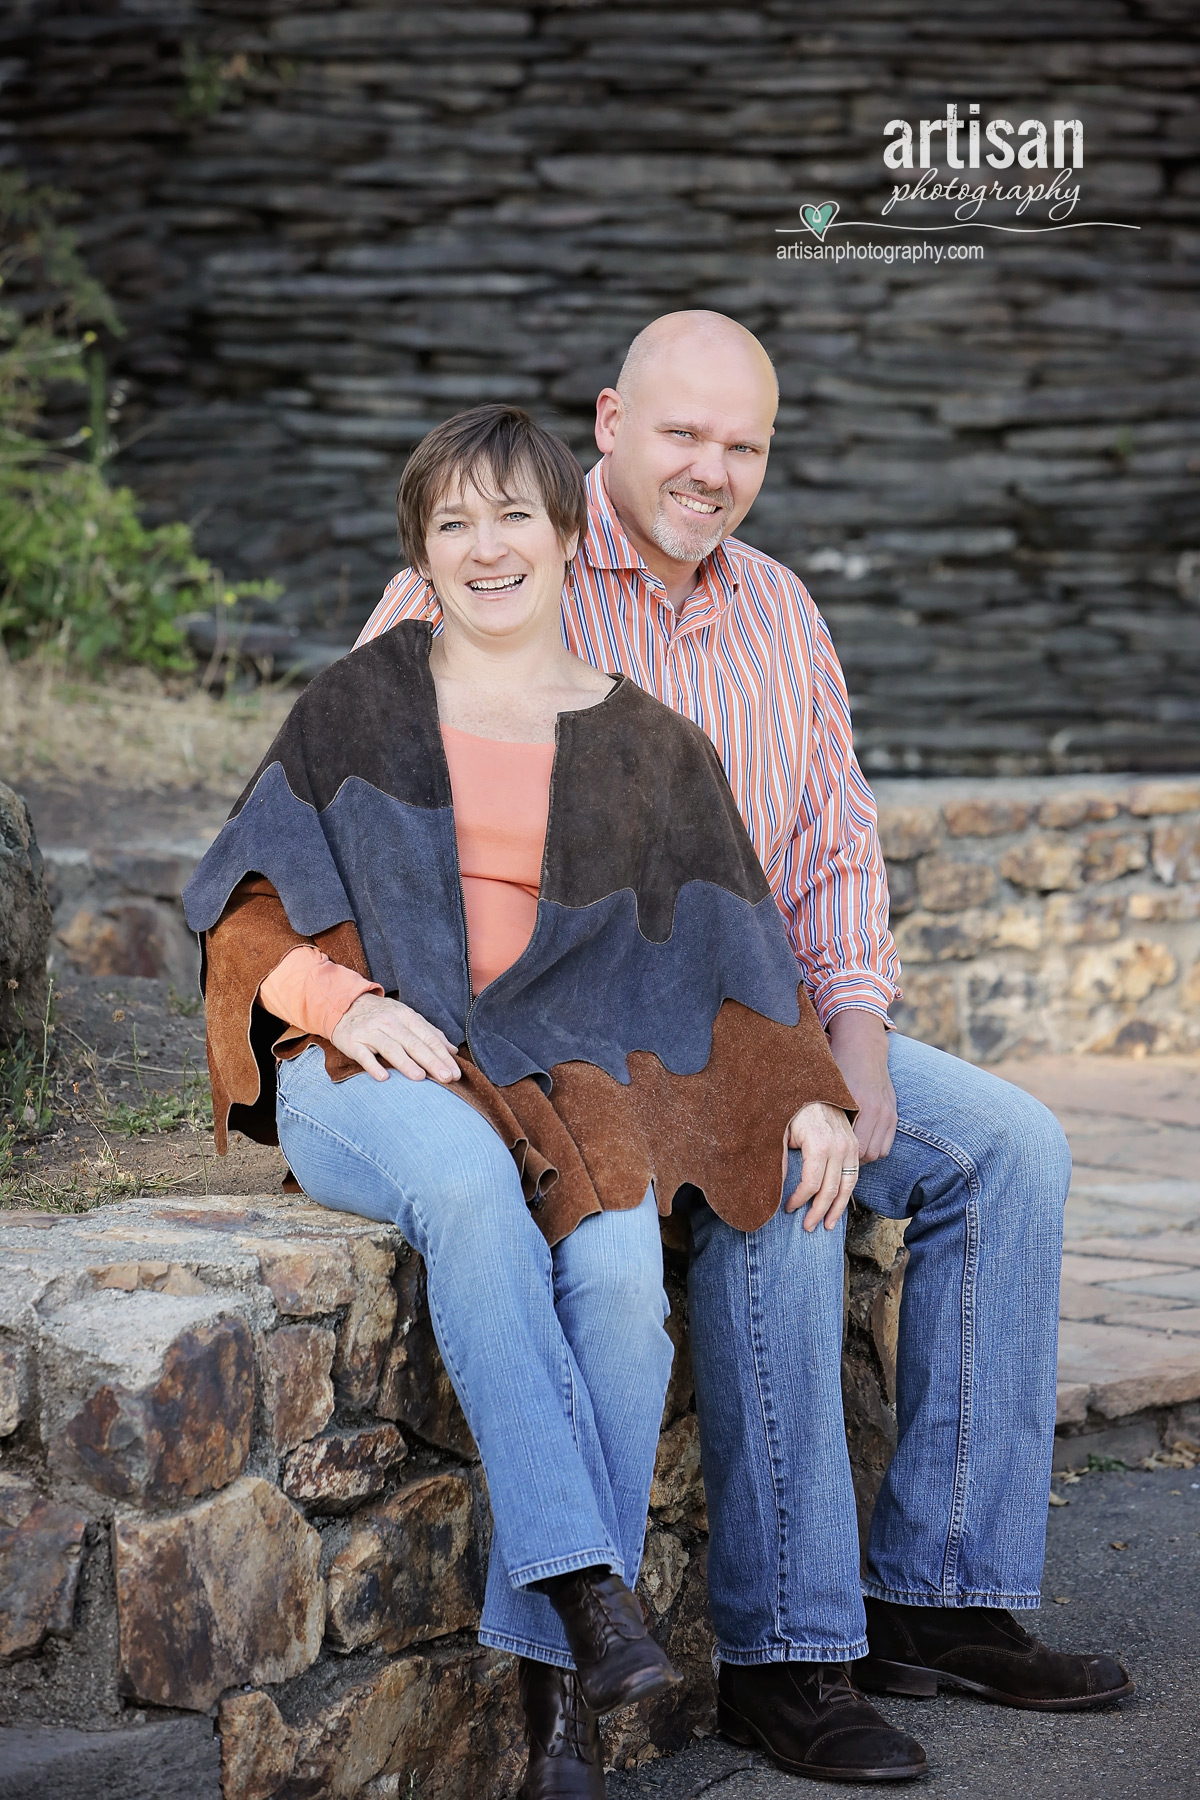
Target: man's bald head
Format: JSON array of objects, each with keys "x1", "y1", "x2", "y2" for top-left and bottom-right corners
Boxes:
[
  {"x1": 595, "y1": 311, "x2": 778, "y2": 590},
  {"x1": 615, "y1": 310, "x2": 779, "y2": 413}
]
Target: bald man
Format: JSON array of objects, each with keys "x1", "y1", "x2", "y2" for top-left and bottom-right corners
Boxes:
[{"x1": 358, "y1": 313, "x2": 1132, "y2": 1789}]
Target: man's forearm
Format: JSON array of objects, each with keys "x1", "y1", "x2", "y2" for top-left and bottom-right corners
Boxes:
[{"x1": 826, "y1": 1007, "x2": 898, "y2": 1164}]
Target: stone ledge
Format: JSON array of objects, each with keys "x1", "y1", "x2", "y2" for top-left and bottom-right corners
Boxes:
[{"x1": 0, "y1": 1192, "x2": 908, "y2": 1791}]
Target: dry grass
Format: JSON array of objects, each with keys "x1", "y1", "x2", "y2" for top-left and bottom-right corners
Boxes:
[{"x1": 0, "y1": 649, "x2": 295, "y2": 797}]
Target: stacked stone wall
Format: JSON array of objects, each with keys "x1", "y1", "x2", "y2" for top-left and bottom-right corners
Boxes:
[
  {"x1": 0, "y1": 1193, "x2": 725, "y2": 1795},
  {"x1": 4, "y1": 0, "x2": 1199, "y2": 772},
  {"x1": 876, "y1": 774, "x2": 1200, "y2": 1061}
]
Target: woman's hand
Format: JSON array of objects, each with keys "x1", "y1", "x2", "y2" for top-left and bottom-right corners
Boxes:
[
  {"x1": 782, "y1": 1100, "x2": 861, "y2": 1231},
  {"x1": 330, "y1": 993, "x2": 462, "y2": 1084}
]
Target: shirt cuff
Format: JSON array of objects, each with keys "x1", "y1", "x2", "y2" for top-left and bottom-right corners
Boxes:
[
  {"x1": 259, "y1": 944, "x2": 382, "y2": 1041},
  {"x1": 809, "y1": 974, "x2": 899, "y2": 1033}
]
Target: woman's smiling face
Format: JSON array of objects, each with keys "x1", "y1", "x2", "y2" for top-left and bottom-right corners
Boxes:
[{"x1": 423, "y1": 466, "x2": 578, "y2": 646}]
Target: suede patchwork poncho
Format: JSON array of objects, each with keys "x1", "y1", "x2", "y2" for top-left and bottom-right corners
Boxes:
[{"x1": 183, "y1": 622, "x2": 855, "y2": 1244}]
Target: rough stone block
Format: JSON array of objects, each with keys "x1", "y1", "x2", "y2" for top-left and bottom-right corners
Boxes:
[
  {"x1": 650, "y1": 1413, "x2": 705, "y2": 1529},
  {"x1": 325, "y1": 1471, "x2": 479, "y2": 1653},
  {"x1": 893, "y1": 909, "x2": 991, "y2": 962},
  {"x1": 888, "y1": 970, "x2": 959, "y2": 1050},
  {"x1": 258, "y1": 1324, "x2": 336, "y2": 1454},
  {"x1": 52, "y1": 1314, "x2": 254, "y2": 1504},
  {"x1": 0, "y1": 1481, "x2": 88, "y2": 1662},
  {"x1": 990, "y1": 905, "x2": 1043, "y2": 950},
  {"x1": 884, "y1": 861, "x2": 916, "y2": 916},
  {"x1": 1044, "y1": 893, "x2": 1126, "y2": 945},
  {"x1": 281, "y1": 1423, "x2": 407, "y2": 1508},
  {"x1": 1000, "y1": 836, "x2": 1083, "y2": 892},
  {"x1": 58, "y1": 902, "x2": 171, "y2": 981},
  {"x1": 90, "y1": 1260, "x2": 208, "y2": 1295},
  {"x1": 113, "y1": 1476, "x2": 324, "y2": 1710},
  {"x1": 875, "y1": 804, "x2": 940, "y2": 862},
  {"x1": 915, "y1": 854, "x2": 996, "y2": 912},
  {"x1": 1151, "y1": 820, "x2": 1200, "y2": 886},
  {"x1": 376, "y1": 1252, "x2": 477, "y2": 1458},
  {"x1": 943, "y1": 798, "x2": 1032, "y2": 838},
  {"x1": 290, "y1": 1646, "x2": 523, "y2": 1800},
  {"x1": 1184, "y1": 960, "x2": 1200, "y2": 1010},
  {"x1": 250, "y1": 1240, "x2": 358, "y2": 1317},
  {"x1": 0, "y1": 1340, "x2": 31, "y2": 1437},
  {"x1": 218, "y1": 1689, "x2": 300, "y2": 1800},
  {"x1": 1070, "y1": 940, "x2": 1178, "y2": 1004},
  {"x1": 662, "y1": 1299, "x2": 694, "y2": 1427},
  {"x1": 334, "y1": 1239, "x2": 398, "y2": 1406},
  {"x1": 1128, "y1": 781, "x2": 1200, "y2": 816},
  {"x1": 637, "y1": 1527, "x2": 689, "y2": 1621},
  {"x1": 1081, "y1": 828, "x2": 1148, "y2": 883},
  {"x1": 1038, "y1": 792, "x2": 1121, "y2": 829},
  {"x1": 0, "y1": 781, "x2": 52, "y2": 1047},
  {"x1": 0, "y1": 1718, "x2": 221, "y2": 1800},
  {"x1": 1127, "y1": 884, "x2": 1200, "y2": 923}
]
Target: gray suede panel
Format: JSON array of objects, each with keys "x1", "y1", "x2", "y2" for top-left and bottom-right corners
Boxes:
[
  {"x1": 465, "y1": 884, "x2": 802, "y2": 1087},
  {"x1": 183, "y1": 762, "x2": 472, "y2": 1042}
]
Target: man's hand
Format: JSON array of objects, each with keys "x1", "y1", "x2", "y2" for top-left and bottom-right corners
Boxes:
[
  {"x1": 330, "y1": 993, "x2": 461, "y2": 1084},
  {"x1": 782, "y1": 1100, "x2": 862, "y2": 1231},
  {"x1": 827, "y1": 1008, "x2": 897, "y2": 1165}
]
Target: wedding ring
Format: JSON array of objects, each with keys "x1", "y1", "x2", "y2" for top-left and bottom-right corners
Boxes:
[{"x1": 841, "y1": 1167, "x2": 859, "y2": 1176}]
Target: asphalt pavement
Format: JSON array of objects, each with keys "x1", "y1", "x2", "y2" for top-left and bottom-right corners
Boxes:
[{"x1": 609, "y1": 1468, "x2": 1200, "y2": 1800}]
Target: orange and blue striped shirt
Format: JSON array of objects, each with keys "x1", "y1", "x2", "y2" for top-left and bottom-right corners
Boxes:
[{"x1": 356, "y1": 462, "x2": 900, "y2": 1028}]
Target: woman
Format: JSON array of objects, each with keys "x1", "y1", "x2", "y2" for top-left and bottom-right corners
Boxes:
[{"x1": 184, "y1": 406, "x2": 859, "y2": 1800}]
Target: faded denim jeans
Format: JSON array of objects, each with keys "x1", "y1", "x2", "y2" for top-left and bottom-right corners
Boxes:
[
  {"x1": 276, "y1": 1043, "x2": 674, "y2": 1667},
  {"x1": 687, "y1": 1031, "x2": 1070, "y2": 1664}
]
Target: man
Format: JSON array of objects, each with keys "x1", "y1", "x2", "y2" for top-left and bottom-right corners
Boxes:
[{"x1": 357, "y1": 312, "x2": 1132, "y2": 1785}]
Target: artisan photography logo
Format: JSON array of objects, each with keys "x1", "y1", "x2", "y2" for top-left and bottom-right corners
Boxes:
[{"x1": 777, "y1": 101, "x2": 1140, "y2": 255}]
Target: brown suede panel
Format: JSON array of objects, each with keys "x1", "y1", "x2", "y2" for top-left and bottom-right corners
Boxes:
[
  {"x1": 205, "y1": 888, "x2": 856, "y2": 1242},
  {"x1": 203, "y1": 876, "x2": 370, "y2": 1151},
  {"x1": 545, "y1": 677, "x2": 770, "y2": 935}
]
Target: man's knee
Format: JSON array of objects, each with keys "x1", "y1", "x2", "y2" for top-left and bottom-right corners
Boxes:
[{"x1": 988, "y1": 1084, "x2": 1072, "y2": 1205}]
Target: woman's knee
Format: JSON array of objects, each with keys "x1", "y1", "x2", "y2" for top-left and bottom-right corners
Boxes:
[{"x1": 554, "y1": 1196, "x2": 669, "y2": 1337}]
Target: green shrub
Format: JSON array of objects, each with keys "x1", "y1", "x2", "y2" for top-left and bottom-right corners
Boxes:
[{"x1": 0, "y1": 171, "x2": 275, "y2": 669}]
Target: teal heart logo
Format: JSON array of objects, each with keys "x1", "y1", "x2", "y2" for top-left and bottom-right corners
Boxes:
[{"x1": 800, "y1": 201, "x2": 839, "y2": 240}]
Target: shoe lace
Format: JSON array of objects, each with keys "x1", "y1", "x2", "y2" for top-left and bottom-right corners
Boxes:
[{"x1": 816, "y1": 1663, "x2": 859, "y2": 1708}]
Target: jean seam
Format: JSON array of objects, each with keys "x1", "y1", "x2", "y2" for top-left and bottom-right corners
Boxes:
[
  {"x1": 718, "y1": 1639, "x2": 870, "y2": 1665},
  {"x1": 891, "y1": 1116, "x2": 982, "y2": 1604},
  {"x1": 744, "y1": 1226, "x2": 790, "y2": 1643}
]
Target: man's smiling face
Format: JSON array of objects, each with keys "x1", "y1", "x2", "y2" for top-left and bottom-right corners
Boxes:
[{"x1": 594, "y1": 314, "x2": 778, "y2": 575}]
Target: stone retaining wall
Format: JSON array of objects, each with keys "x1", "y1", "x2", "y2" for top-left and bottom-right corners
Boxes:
[
  {"x1": 876, "y1": 775, "x2": 1200, "y2": 1061},
  {"x1": 0, "y1": 1189, "x2": 904, "y2": 1795},
  {"x1": 6, "y1": 0, "x2": 1200, "y2": 773}
]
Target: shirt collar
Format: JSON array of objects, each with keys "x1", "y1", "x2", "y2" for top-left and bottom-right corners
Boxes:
[{"x1": 582, "y1": 462, "x2": 739, "y2": 610}]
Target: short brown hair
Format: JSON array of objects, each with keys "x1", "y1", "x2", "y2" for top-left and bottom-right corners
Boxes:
[{"x1": 397, "y1": 404, "x2": 587, "y2": 572}]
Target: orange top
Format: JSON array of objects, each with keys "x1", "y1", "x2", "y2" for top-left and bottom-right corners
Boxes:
[
  {"x1": 258, "y1": 722, "x2": 554, "y2": 1034},
  {"x1": 442, "y1": 722, "x2": 554, "y2": 996}
]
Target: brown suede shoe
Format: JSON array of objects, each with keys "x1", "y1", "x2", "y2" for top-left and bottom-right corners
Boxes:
[
  {"x1": 516, "y1": 1658, "x2": 606, "y2": 1799},
  {"x1": 856, "y1": 1597, "x2": 1134, "y2": 1711},
  {"x1": 533, "y1": 1568, "x2": 682, "y2": 1715},
  {"x1": 718, "y1": 1660, "x2": 928, "y2": 1783}
]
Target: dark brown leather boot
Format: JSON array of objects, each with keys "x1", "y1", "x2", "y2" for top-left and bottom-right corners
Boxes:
[
  {"x1": 718, "y1": 1660, "x2": 928, "y2": 1783},
  {"x1": 533, "y1": 1568, "x2": 681, "y2": 1714},
  {"x1": 856, "y1": 1596, "x2": 1134, "y2": 1711},
  {"x1": 516, "y1": 1658, "x2": 605, "y2": 1799}
]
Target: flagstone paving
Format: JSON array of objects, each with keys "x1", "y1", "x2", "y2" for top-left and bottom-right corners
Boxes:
[{"x1": 992, "y1": 1056, "x2": 1200, "y2": 1436}]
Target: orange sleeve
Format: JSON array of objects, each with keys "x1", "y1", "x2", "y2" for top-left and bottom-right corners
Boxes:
[{"x1": 259, "y1": 945, "x2": 382, "y2": 1040}]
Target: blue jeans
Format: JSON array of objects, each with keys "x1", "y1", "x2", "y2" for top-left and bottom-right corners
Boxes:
[
  {"x1": 687, "y1": 1031, "x2": 1070, "y2": 1664},
  {"x1": 276, "y1": 1044, "x2": 674, "y2": 1667}
]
